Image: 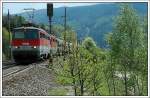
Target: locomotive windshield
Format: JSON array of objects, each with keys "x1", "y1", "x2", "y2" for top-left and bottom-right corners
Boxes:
[{"x1": 13, "y1": 29, "x2": 38, "y2": 39}]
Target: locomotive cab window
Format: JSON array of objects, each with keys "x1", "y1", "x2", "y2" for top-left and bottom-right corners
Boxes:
[
  {"x1": 14, "y1": 31, "x2": 25, "y2": 39},
  {"x1": 40, "y1": 32, "x2": 50, "y2": 40},
  {"x1": 13, "y1": 29, "x2": 38, "y2": 39},
  {"x1": 26, "y1": 29, "x2": 38, "y2": 39},
  {"x1": 40, "y1": 33, "x2": 45, "y2": 39}
]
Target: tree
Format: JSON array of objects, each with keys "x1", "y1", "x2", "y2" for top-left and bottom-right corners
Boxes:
[
  {"x1": 82, "y1": 37, "x2": 96, "y2": 52},
  {"x1": 138, "y1": 15, "x2": 148, "y2": 95},
  {"x1": 105, "y1": 33, "x2": 117, "y2": 95},
  {"x1": 2, "y1": 27, "x2": 12, "y2": 59},
  {"x1": 3, "y1": 15, "x2": 26, "y2": 31},
  {"x1": 2, "y1": 15, "x2": 26, "y2": 59},
  {"x1": 107, "y1": 4, "x2": 147, "y2": 95},
  {"x1": 55, "y1": 35, "x2": 108, "y2": 95}
]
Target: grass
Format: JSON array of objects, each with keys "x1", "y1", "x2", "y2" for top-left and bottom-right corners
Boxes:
[{"x1": 48, "y1": 87, "x2": 68, "y2": 96}]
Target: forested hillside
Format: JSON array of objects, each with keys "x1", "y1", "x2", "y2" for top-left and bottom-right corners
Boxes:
[{"x1": 20, "y1": 3, "x2": 147, "y2": 48}]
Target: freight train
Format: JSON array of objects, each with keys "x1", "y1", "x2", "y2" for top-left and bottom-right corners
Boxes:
[{"x1": 11, "y1": 26, "x2": 67, "y2": 63}]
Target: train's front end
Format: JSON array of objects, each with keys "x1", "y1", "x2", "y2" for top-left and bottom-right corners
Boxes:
[{"x1": 11, "y1": 27, "x2": 40, "y2": 63}]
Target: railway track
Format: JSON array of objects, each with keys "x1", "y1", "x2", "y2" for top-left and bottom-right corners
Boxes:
[
  {"x1": 2, "y1": 66, "x2": 31, "y2": 78},
  {"x1": 2, "y1": 55, "x2": 64, "y2": 78},
  {"x1": 2, "y1": 60, "x2": 16, "y2": 69},
  {"x1": 2, "y1": 60, "x2": 49, "y2": 78}
]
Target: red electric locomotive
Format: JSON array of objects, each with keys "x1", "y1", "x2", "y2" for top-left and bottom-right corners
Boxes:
[{"x1": 11, "y1": 26, "x2": 57, "y2": 63}]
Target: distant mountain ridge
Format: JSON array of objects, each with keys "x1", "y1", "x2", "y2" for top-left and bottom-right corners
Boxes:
[{"x1": 20, "y1": 3, "x2": 147, "y2": 48}]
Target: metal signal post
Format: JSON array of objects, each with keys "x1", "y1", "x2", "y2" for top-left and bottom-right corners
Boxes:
[
  {"x1": 47, "y1": 3, "x2": 53, "y2": 35},
  {"x1": 49, "y1": 17, "x2": 52, "y2": 35},
  {"x1": 47, "y1": 3, "x2": 54, "y2": 66}
]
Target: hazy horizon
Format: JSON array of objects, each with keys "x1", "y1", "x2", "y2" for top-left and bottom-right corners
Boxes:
[{"x1": 3, "y1": 3, "x2": 101, "y2": 14}]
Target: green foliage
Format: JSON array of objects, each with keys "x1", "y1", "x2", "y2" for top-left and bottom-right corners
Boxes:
[
  {"x1": 106, "y1": 4, "x2": 148, "y2": 95},
  {"x1": 2, "y1": 15, "x2": 25, "y2": 59},
  {"x1": 55, "y1": 35, "x2": 111, "y2": 95},
  {"x1": 2, "y1": 27, "x2": 12, "y2": 59},
  {"x1": 82, "y1": 37, "x2": 96, "y2": 52},
  {"x1": 2, "y1": 15, "x2": 26, "y2": 31},
  {"x1": 48, "y1": 87, "x2": 68, "y2": 96},
  {"x1": 51, "y1": 3, "x2": 147, "y2": 96}
]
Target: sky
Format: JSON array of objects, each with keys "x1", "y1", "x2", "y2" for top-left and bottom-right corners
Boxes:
[{"x1": 3, "y1": 3, "x2": 99, "y2": 14}]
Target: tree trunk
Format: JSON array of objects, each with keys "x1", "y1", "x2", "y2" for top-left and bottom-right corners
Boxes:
[
  {"x1": 136, "y1": 74, "x2": 141, "y2": 95},
  {"x1": 72, "y1": 71, "x2": 77, "y2": 95},
  {"x1": 112, "y1": 74, "x2": 116, "y2": 95},
  {"x1": 73, "y1": 79, "x2": 77, "y2": 96},
  {"x1": 110, "y1": 55, "x2": 116, "y2": 95},
  {"x1": 124, "y1": 69, "x2": 128, "y2": 95},
  {"x1": 80, "y1": 79, "x2": 84, "y2": 95},
  {"x1": 103, "y1": 70, "x2": 111, "y2": 95}
]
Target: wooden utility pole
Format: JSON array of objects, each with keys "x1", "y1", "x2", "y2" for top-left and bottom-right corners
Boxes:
[
  {"x1": 63, "y1": 7, "x2": 67, "y2": 60},
  {"x1": 8, "y1": 9, "x2": 11, "y2": 59},
  {"x1": 64, "y1": 7, "x2": 67, "y2": 32},
  {"x1": 64, "y1": 7, "x2": 67, "y2": 49}
]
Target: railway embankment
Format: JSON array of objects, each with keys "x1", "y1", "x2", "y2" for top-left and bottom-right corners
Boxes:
[{"x1": 2, "y1": 56, "x2": 74, "y2": 96}]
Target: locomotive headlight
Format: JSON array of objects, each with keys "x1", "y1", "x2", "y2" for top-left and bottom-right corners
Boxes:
[
  {"x1": 33, "y1": 46, "x2": 37, "y2": 48},
  {"x1": 15, "y1": 46, "x2": 18, "y2": 48}
]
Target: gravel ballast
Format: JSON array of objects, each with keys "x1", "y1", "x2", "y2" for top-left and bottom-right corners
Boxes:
[{"x1": 2, "y1": 64, "x2": 59, "y2": 96}]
